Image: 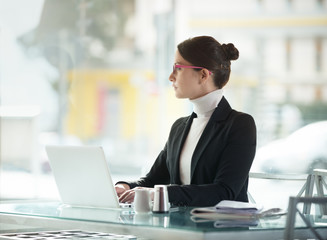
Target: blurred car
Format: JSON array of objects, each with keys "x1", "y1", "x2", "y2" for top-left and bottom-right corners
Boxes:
[{"x1": 251, "y1": 121, "x2": 327, "y2": 174}]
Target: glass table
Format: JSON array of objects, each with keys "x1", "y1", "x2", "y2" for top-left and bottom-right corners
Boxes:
[{"x1": 0, "y1": 201, "x2": 326, "y2": 240}]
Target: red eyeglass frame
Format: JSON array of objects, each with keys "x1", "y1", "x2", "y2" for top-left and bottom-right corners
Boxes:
[{"x1": 173, "y1": 64, "x2": 212, "y2": 75}]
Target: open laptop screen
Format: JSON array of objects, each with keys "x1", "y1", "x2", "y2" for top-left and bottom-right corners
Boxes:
[{"x1": 46, "y1": 145, "x2": 121, "y2": 209}]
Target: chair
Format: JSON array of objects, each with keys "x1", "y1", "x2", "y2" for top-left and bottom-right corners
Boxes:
[
  {"x1": 283, "y1": 169, "x2": 327, "y2": 240},
  {"x1": 284, "y1": 196, "x2": 327, "y2": 240},
  {"x1": 313, "y1": 169, "x2": 327, "y2": 215},
  {"x1": 293, "y1": 168, "x2": 327, "y2": 215},
  {"x1": 248, "y1": 172, "x2": 313, "y2": 213},
  {"x1": 249, "y1": 170, "x2": 327, "y2": 239}
]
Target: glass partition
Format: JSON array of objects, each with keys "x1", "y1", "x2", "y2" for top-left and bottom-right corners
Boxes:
[{"x1": 1, "y1": 0, "x2": 326, "y2": 210}]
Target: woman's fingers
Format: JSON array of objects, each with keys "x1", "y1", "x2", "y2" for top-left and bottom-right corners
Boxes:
[
  {"x1": 115, "y1": 185, "x2": 126, "y2": 197},
  {"x1": 115, "y1": 184, "x2": 131, "y2": 197},
  {"x1": 118, "y1": 187, "x2": 154, "y2": 203},
  {"x1": 119, "y1": 189, "x2": 136, "y2": 203}
]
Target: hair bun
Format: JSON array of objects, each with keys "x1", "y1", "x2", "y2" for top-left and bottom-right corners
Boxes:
[{"x1": 222, "y1": 43, "x2": 239, "y2": 61}]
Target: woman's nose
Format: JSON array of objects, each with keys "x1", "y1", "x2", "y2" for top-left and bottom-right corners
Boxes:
[{"x1": 169, "y1": 72, "x2": 175, "y2": 82}]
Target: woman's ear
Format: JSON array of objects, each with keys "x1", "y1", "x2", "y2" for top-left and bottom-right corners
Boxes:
[{"x1": 199, "y1": 69, "x2": 211, "y2": 83}]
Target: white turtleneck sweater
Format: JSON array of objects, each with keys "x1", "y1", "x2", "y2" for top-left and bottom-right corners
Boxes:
[{"x1": 179, "y1": 89, "x2": 223, "y2": 185}]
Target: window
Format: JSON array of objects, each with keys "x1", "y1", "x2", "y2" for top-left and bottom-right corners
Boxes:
[{"x1": 1, "y1": 0, "x2": 326, "y2": 210}]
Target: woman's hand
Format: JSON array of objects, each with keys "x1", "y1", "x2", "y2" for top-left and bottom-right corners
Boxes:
[
  {"x1": 118, "y1": 187, "x2": 154, "y2": 203},
  {"x1": 115, "y1": 183, "x2": 130, "y2": 198}
]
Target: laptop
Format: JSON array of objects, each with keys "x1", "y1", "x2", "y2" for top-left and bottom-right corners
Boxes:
[{"x1": 46, "y1": 145, "x2": 130, "y2": 209}]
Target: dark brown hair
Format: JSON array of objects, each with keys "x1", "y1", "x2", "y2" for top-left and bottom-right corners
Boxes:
[{"x1": 177, "y1": 36, "x2": 239, "y2": 89}]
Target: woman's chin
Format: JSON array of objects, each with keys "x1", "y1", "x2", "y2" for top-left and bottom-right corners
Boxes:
[{"x1": 175, "y1": 93, "x2": 186, "y2": 99}]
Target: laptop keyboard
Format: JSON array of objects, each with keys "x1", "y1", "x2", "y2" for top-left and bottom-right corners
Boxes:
[{"x1": 0, "y1": 230, "x2": 137, "y2": 239}]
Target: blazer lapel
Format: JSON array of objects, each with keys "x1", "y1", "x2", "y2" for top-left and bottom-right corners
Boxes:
[
  {"x1": 172, "y1": 112, "x2": 197, "y2": 184},
  {"x1": 190, "y1": 97, "x2": 232, "y2": 180}
]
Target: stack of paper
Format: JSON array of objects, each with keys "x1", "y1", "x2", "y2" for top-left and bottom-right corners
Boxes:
[
  {"x1": 190, "y1": 200, "x2": 286, "y2": 228},
  {"x1": 215, "y1": 200, "x2": 263, "y2": 215}
]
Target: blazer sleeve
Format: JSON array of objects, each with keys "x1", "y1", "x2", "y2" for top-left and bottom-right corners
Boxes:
[{"x1": 168, "y1": 113, "x2": 256, "y2": 207}]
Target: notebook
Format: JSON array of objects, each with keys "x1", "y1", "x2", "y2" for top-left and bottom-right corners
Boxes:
[{"x1": 45, "y1": 145, "x2": 130, "y2": 209}]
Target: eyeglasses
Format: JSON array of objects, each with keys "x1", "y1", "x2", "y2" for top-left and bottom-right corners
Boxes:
[{"x1": 173, "y1": 64, "x2": 212, "y2": 75}]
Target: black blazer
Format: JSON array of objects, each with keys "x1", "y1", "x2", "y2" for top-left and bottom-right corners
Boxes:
[{"x1": 124, "y1": 97, "x2": 256, "y2": 207}]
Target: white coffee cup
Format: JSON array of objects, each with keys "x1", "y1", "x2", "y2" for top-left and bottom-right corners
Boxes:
[{"x1": 134, "y1": 189, "x2": 151, "y2": 213}]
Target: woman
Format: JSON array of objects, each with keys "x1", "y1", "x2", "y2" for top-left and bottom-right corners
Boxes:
[{"x1": 115, "y1": 36, "x2": 256, "y2": 207}]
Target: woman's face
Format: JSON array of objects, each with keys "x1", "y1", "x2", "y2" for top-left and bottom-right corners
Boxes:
[{"x1": 169, "y1": 51, "x2": 206, "y2": 100}]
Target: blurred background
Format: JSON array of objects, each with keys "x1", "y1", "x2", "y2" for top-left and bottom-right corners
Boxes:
[{"x1": 1, "y1": 0, "x2": 327, "y2": 209}]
